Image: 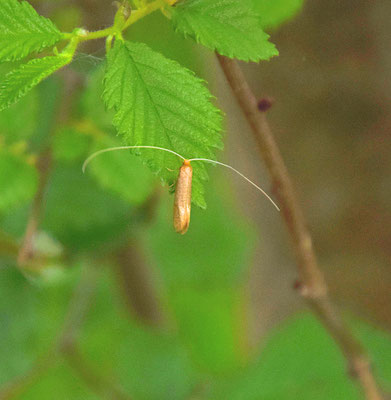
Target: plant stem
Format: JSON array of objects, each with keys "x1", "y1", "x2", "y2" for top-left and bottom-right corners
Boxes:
[
  {"x1": 66, "y1": 0, "x2": 178, "y2": 45},
  {"x1": 115, "y1": 240, "x2": 163, "y2": 327},
  {"x1": 17, "y1": 150, "x2": 52, "y2": 267},
  {"x1": 216, "y1": 54, "x2": 383, "y2": 400}
]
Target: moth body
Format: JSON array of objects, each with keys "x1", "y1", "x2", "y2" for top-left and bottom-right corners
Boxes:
[{"x1": 173, "y1": 160, "x2": 192, "y2": 234}]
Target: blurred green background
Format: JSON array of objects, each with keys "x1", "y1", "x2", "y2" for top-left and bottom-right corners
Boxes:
[{"x1": 0, "y1": 0, "x2": 390, "y2": 399}]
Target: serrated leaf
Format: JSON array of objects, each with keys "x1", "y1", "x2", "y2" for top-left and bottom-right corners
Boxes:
[
  {"x1": 0, "y1": 0, "x2": 63, "y2": 61},
  {"x1": 0, "y1": 55, "x2": 71, "y2": 112},
  {"x1": 169, "y1": 0, "x2": 278, "y2": 62},
  {"x1": 103, "y1": 40, "x2": 222, "y2": 208},
  {"x1": 251, "y1": 0, "x2": 304, "y2": 29},
  {"x1": 0, "y1": 150, "x2": 38, "y2": 214}
]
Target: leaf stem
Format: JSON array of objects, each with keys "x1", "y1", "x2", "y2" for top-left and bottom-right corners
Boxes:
[
  {"x1": 60, "y1": 0, "x2": 178, "y2": 58},
  {"x1": 216, "y1": 54, "x2": 384, "y2": 400}
]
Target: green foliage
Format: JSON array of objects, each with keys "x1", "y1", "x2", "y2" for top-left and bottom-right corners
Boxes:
[
  {"x1": 143, "y1": 179, "x2": 256, "y2": 372},
  {"x1": 0, "y1": 150, "x2": 38, "y2": 214},
  {"x1": 0, "y1": 55, "x2": 71, "y2": 112},
  {"x1": 251, "y1": 0, "x2": 304, "y2": 29},
  {"x1": 52, "y1": 127, "x2": 91, "y2": 162},
  {"x1": 0, "y1": 89, "x2": 38, "y2": 144},
  {"x1": 116, "y1": 323, "x2": 198, "y2": 400},
  {"x1": 351, "y1": 318, "x2": 391, "y2": 392},
  {"x1": 2, "y1": 3, "x2": 387, "y2": 400},
  {"x1": 171, "y1": 287, "x2": 246, "y2": 374},
  {"x1": 22, "y1": 362, "x2": 98, "y2": 400},
  {"x1": 103, "y1": 40, "x2": 222, "y2": 208},
  {"x1": 0, "y1": 265, "x2": 78, "y2": 385},
  {"x1": 211, "y1": 313, "x2": 391, "y2": 400},
  {"x1": 78, "y1": 268, "x2": 199, "y2": 400},
  {"x1": 77, "y1": 66, "x2": 157, "y2": 206},
  {"x1": 42, "y1": 164, "x2": 133, "y2": 251},
  {"x1": 144, "y1": 177, "x2": 255, "y2": 289},
  {"x1": 169, "y1": 0, "x2": 278, "y2": 62},
  {"x1": 0, "y1": 0, "x2": 63, "y2": 61},
  {"x1": 88, "y1": 136, "x2": 156, "y2": 206}
]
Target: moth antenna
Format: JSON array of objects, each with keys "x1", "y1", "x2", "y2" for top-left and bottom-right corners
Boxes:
[
  {"x1": 188, "y1": 158, "x2": 280, "y2": 211},
  {"x1": 82, "y1": 145, "x2": 186, "y2": 173}
]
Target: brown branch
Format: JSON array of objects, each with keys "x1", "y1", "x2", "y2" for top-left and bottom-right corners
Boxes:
[
  {"x1": 114, "y1": 190, "x2": 164, "y2": 327},
  {"x1": 17, "y1": 150, "x2": 52, "y2": 266},
  {"x1": 216, "y1": 54, "x2": 383, "y2": 400},
  {"x1": 115, "y1": 241, "x2": 164, "y2": 327},
  {"x1": 17, "y1": 69, "x2": 82, "y2": 268}
]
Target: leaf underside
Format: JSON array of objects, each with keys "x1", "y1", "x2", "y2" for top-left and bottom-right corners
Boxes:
[
  {"x1": 170, "y1": 0, "x2": 278, "y2": 62},
  {"x1": 0, "y1": 55, "x2": 71, "y2": 112},
  {"x1": 0, "y1": 0, "x2": 63, "y2": 61},
  {"x1": 103, "y1": 40, "x2": 222, "y2": 208}
]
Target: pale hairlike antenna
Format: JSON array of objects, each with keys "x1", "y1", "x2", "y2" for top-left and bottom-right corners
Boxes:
[
  {"x1": 189, "y1": 158, "x2": 280, "y2": 211},
  {"x1": 82, "y1": 145, "x2": 279, "y2": 211},
  {"x1": 82, "y1": 145, "x2": 186, "y2": 173}
]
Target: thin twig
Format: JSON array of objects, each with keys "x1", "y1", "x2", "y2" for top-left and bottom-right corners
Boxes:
[
  {"x1": 114, "y1": 190, "x2": 164, "y2": 327},
  {"x1": 17, "y1": 150, "x2": 52, "y2": 266},
  {"x1": 115, "y1": 241, "x2": 163, "y2": 327},
  {"x1": 216, "y1": 54, "x2": 383, "y2": 400},
  {"x1": 64, "y1": 345, "x2": 132, "y2": 400},
  {"x1": 17, "y1": 69, "x2": 82, "y2": 268},
  {"x1": 0, "y1": 351, "x2": 57, "y2": 400}
]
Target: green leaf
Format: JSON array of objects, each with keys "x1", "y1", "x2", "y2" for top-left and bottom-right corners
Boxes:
[
  {"x1": 79, "y1": 268, "x2": 199, "y2": 400},
  {"x1": 251, "y1": 0, "x2": 304, "y2": 29},
  {"x1": 171, "y1": 287, "x2": 247, "y2": 374},
  {"x1": 143, "y1": 176, "x2": 255, "y2": 288},
  {"x1": 0, "y1": 150, "x2": 38, "y2": 214},
  {"x1": 143, "y1": 176, "x2": 256, "y2": 372},
  {"x1": 0, "y1": 88, "x2": 38, "y2": 145},
  {"x1": 103, "y1": 40, "x2": 222, "y2": 208},
  {"x1": 0, "y1": 264, "x2": 79, "y2": 385},
  {"x1": 52, "y1": 127, "x2": 91, "y2": 162},
  {"x1": 88, "y1": 135, "x2": 156, "y2": 206},
  {"x1": 0, "y1": 0, "x2": 63, "y2": 61},
  {"x1": 211, "y1": 313, "x2": 391, "y2": 400},
  {"x1": 169, "y1": 0, "x2": 278, "y2": 62},
  {"x1": 42, "y1": 164, "x2": 133, "y2": 251},
  {"x1": 0, "y1": 55, "x2": 71, "y2": 112},
  {"x1": 22, "y1": 362, "x2": 98, "y2": 400}
]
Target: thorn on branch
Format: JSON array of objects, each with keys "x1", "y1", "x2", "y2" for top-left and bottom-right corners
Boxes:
[
  {"x1": 292, "y1": 279, "x2": 311, "y2": 297},
  {"x1": 257, "y1": 97, "x2": 274, "y2": 112}
]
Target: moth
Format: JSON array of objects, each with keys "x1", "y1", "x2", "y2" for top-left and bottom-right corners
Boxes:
[
  {"x1": 173, "y1": 159, "x2": 192, "y2": 234},
  {"x1": 83, "y1": 145, "x2": 279, "y2": 234}
]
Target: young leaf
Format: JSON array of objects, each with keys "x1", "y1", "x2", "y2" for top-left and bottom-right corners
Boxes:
[
  {"x1": 103, "y1": 40, "x2": 222, "y2": 208},
  {"x1": 0, "y1": 0, "x2": 63, "y2": 61},
  {"x1": 0, "y1": 55, "x2": 71, "y2": 112},
  {"x1": 251, "y1": 0, "x2": 304, "y2": 29},
  {"x1": 169, "y1": 0, "x2": 278, "y2": 62}
]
